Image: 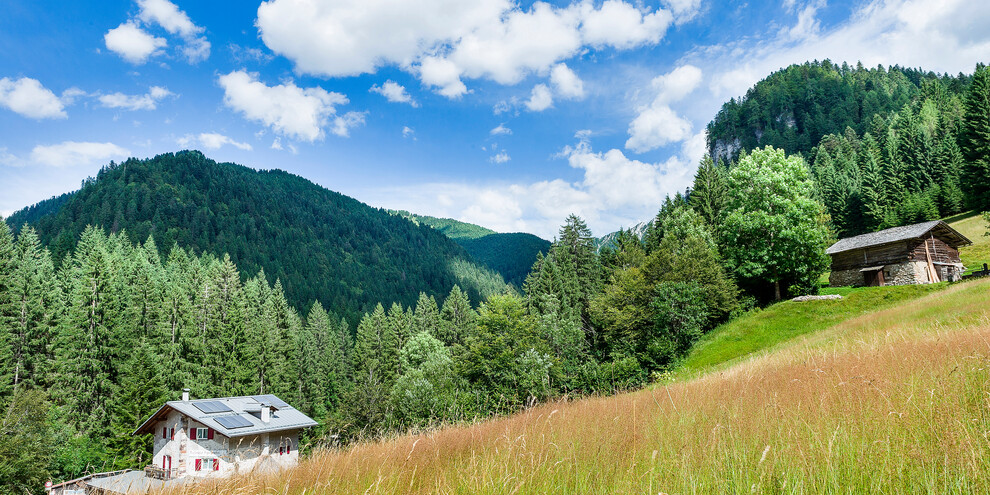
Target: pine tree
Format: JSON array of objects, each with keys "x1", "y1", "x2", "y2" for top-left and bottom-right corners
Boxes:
[
  {"x1": 962, "y1": 64, "x2": 990, "y2": 210},
  {"x1": 106, "y1": 338, "x2": 165, "y2": 469},
  {"x1": 689, "y1": 155, "x2": 728, "y2": 231},
  {"x1": 438, "y1": 285, "x2": 476, "y2": 348},
  {"x1": 9, "y1": 226, "x2": 57, "y2": 391},
  {"x1": 0, "y1": 220, "x2": 16, "y2": 400},
  {"x1": 411, "y1": 293, "x2": 440, "y2": 338}
]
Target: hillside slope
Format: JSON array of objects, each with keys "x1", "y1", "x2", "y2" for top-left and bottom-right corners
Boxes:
[
  {"x1": 391, "y1": 210, "x2": 551, "y2": 286},
  {"x1": 5, "y1": 151, "x2": 506, "y2": 320},
  {"x1": 168, "y1": 277, "x2": 990, "y2": 494}
]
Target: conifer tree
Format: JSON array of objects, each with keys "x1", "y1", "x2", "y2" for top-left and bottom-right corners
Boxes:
[
  {"x1": 0, "y1": 220, "x2": 16, "y2": 400},
  {"x1": 411, "y1": 293, "x2": 440, "y2": 338},
  {"x1": 438, "y1": 285, "x2": 476, "y2": 348},
  {"x1": 962, "y1": 64, "x2": 990, "y2": 210},
  {"x1": 9, "y1": 226, "x2": 57, "y2": 391},
  {"x1": 689, "y1": 154, "x2": 728, "y2": 231},
  {"x1": 106, "y1": 338, "x2": 165, "y2": 469}
]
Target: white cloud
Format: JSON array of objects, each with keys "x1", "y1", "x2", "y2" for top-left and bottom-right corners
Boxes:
[
  {"x1": 136, "y1": 0, "x2": 210, "y2": 62},
  {"x1": 99, "y1": 86, "x2": 174, "y2": 110},
  {"x1": 330, "y1": 111, "x2": 367, "y2": 137},
  {"x1": 402, "y1": 126, "x2": 415, "y2": 138},
  {"x1": 525, "y1": 83, "x2": 553, "y2": 111},
  {"x1": 419, "y1": 56, "x2": 469, "y2": 98},
  {"x1": 490, "y1": 151, "x2": 511, "y2": 163},
  {"x1": 177, "y1": 132, "x2": 252, "y2": 151},
  {"x1": 104, "y1": 22, "x2": 167, "y2": 64},
  {"x1": 0, "y1": 77, "x2": 68, "y2": 119},
  {"x1": 699, "y1": 0, "x2": 990, "y2": 111},
  {"x1": 362, "y1": 133, "x2": 698, "y2": 238},
  {"x1": 661, "y1": 0, "x2": 702, "y2": 23},
  {"x1": 370, "y1": 80, "x2": 419, "y2": 107},
  {"x1": 28, "y1": 142, "x2": 131, "y2": 168},
  {"x1": 490, "y1": 123, "x2": 512, "y2": 136},
  {"x1": 549, "y1": 63, "x2": 585, "y2": 99},
  {"x1": 59, "y1": 88, "x2": 88, "y2": 106},
  {"x1": 580, "y1": 0, "x2": 673, "y2": 48},
  {"x1": 271, "y1": 137, "x2": 283, "y2": 150},
  {"x1": 625, "y1": 64, "x2": 703, "y2": 153},
  {"x1": 218, "y1": 70, "x2": 351, "y2": 142},
  {"x1": 257, "y1": 0, "x2": 673, "y2": 98},
  {"x1": 106, "y1": 0, "x2": 209, "y2": 64}
]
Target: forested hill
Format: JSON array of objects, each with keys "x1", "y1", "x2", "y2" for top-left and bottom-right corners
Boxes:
[
  {"x1": 390, "y1": 210, "x2": 551, "y2": 287},
  {"x1": 705, "y1": 60, "x2": 990, "y2": 239},
  {"x1": 5, "y1": 151, "x2": 506, "y2": 320},
  {"x1": 706, "y1": 61, "x2": 971, "y2": 162}
]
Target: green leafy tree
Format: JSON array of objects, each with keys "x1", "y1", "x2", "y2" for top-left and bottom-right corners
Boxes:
[
  {"x1": 0, "y1": 389, "x2": 53, "y2": 493},
  {"x1": 722, "y1": 146, "x2": 832, "y2": 300}
]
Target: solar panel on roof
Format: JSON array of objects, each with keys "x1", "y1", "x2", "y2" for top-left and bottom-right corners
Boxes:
[
  {"x1": 192, "y1": 401, "x2": 233, "y2": 414},
  {"x1": 253, "y1": 394, "x2": 289, "y2": 409},
  {"x1": 215, "y1": 415, "x2": 254, "y2": 429}
]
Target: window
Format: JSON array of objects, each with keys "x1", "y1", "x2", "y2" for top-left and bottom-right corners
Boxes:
[
  {"x1": 196, "y1": 427, "x2": 210, "y2": 440},
  {"x1": 202, "y1": 458, "x2": 213, "y2": 471}
]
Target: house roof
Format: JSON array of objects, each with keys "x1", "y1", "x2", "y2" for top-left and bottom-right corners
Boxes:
[
  {"x1": 826, "y1": 220, "x2": 972, "y2": 255},
  {"x1": 134, "y1": 394, "x2": 318, "y2": 438}
]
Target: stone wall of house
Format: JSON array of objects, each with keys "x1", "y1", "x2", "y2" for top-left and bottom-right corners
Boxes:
[{"x1": 830, "y1": 261, "x2": 931, "y2": 287}]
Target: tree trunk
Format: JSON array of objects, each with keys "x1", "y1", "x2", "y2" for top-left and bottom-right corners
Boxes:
[{"x1": 774, "y1": 280, "x2": 781, "y2": 301}]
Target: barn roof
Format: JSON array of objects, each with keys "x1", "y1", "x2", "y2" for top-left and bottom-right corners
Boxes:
[
  {"x1": 134, "y1": 394, "x2": 317, "y2": 438},
  {"x1": 826, "y1": 220, "x2": 971, "y2": 255}
]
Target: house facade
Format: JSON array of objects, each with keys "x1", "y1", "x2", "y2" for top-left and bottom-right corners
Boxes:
[
  {"x1": 827, "y1": 220, "x2": 971, "y2": 287},
  {"x1": 134, "y1": 391, "x2": 317, "y2": 480}
]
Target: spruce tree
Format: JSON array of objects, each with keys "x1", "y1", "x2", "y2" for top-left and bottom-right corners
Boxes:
[
  {"x1": 438, "y1": 285, "x2": 476, "y2": 348},
  {"x1": 411, "y1": 293, "x2": 440, "y2": 338},
  {"x1": 0, "y1": 220, "x2": 16, "y2": 400},
  {"x1": 689, "y1": 154, "x2": 728, "y2": 231},
  {"x1": 106, "y1": 338, "x2": 165, "y2": 469},
  {"x1": 962, "y1": 64, "x2": 990, "y2": 210}
]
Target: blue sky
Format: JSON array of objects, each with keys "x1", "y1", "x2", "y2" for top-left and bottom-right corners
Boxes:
[{"x1": 2, "y1": 0, "x2": 988, "y2": 239}]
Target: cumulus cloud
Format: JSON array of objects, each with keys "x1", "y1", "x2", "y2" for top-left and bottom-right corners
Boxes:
[
  {"x1": 105, "y1": 0, "x2": 209, "y2": 64},
  {"x1": 525, "y1": 84, "x2": 554, "y2": 111},
  {"x1": 370, "y1": 80, "x2": 419, "y2": 107},
  {"x1": 402, "y1": 126, "x2": 415, "y2": 138},
  {"x1": 549, "y1": 63, "x2": 585, "y2": 100},
  {"x1": 99, "y1": 86, "x2": 174, "y2": 110},
  {"x1": 104, "y1": 22, "x2": 167, "y2": 64},
  {"x1": 177, "y1": 132, "x2": 252, "y2": 151},
  {"x1": 0, "y1": 77, "x2": 68, "y2": 119},
  {"x1": 625, "y1": 64, "x2": 702, "y2": 153},
  {"x1": 661, "y1": 0, "x2": 702, "y2": 23},
  {"x1": 257, "y1": 0, "x2": 673, "y2": 98},
  {"x1": 362, "y1": 133, "x2": 698, "y2": 238},
  {"x1": 14, "y1": 142, "x2": 131, "y2": 168},
  {"x1": 218, "y1": 70, "x2": 352, "y2": 142}
]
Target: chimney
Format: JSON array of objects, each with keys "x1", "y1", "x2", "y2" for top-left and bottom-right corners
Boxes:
[
  {"x1": 261, "y1": 403, "x2": 271, "y2": 423},
  {"x1": 182, "y1": 388, "x2": 190, "y2": 402}
]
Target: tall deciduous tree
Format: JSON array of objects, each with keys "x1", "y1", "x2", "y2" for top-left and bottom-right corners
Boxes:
[{"x1": 722, "y1": 146, "x2": 832, "y2": 300}]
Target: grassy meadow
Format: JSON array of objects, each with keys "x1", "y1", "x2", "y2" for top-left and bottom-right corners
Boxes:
[
  {"x1": 946, "y1": 211, "x2": 990, "y2": 274},
  {"x1": 159, "y1": 275, "x2": 990, "y2": 494}
]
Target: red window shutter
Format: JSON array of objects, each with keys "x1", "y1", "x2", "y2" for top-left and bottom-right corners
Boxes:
[
  {"x1": 214, "y1": 458, "x2": 219, "y2": 471},
  {"x1": 208, "y1": 428, "x2": 214, "y2": 440},
  {"x1": 279, "y1": 446, "x2": 284, "y2": 455},
  {"x1": 170, "y1": 428, "x2": 174, "y2": 440},
  {"x1": 162, "y1": 427, "x2": 166, "y2": 439},
  {"x1": 190, "y1": 427, "x2": 197, "y2": 440},
  {"x1": 195, "y1": 459, "x2": 201, "y2": 471},
  {"x1": 287, "y1": 443, "x2": 291, "y2": 454}
]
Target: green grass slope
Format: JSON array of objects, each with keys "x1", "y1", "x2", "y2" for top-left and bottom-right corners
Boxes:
[
  {"x1": 173, "y1": 277, "x2": 990, "y2": 494},
  {"x1": 679, "y1": 284, "x2": 945, "y2": 375}
]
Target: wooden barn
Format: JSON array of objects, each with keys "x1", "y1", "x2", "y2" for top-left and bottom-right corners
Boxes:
[{"x1": 826, "y1": 220, "x2": 972, "y2": 287}]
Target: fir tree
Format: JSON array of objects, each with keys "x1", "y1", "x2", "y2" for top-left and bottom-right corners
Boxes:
[
  {"x1": 689, "y1": 155, "x2": 728, "y2": 231},
  {"x1": 962, "y1": 64, "x2": 990, "y2": 210},
  {"x1": 106, "y1": 338, "x2": 165, "y2": 469}
]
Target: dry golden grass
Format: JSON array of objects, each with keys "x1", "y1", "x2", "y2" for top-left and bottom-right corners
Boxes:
[{"x1": 163, "y1": 279, "x2": 990, "y2": 494}]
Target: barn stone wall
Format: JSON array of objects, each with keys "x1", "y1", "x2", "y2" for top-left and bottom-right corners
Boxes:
[{"x1": 829, "y1": 261, "x2": 931, "y2": 287}]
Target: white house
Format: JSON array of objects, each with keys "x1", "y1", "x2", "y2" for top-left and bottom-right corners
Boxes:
[{"x1": 73, "y1": 390, "x2": 318, "y2": 494}]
